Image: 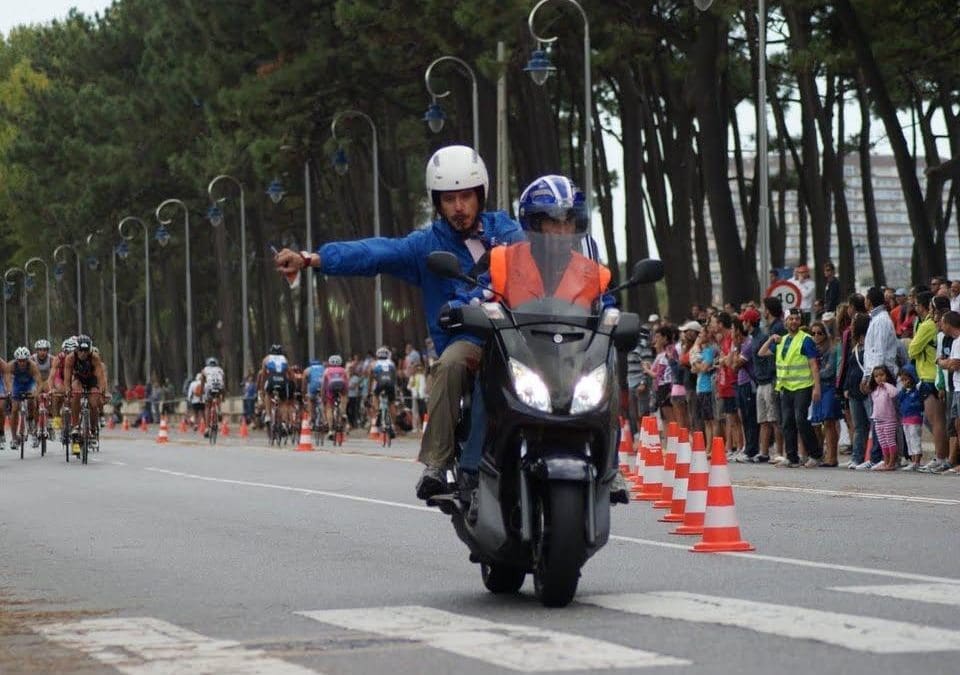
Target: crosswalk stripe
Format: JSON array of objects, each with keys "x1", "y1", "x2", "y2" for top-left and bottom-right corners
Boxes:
[
  {"x1": 37, "y1": 617, "x2": 318, "y2": 674},
  {"x1": 580, "y1": 592, "x2": 960, "y2": 654},
  {"x1": 831, "y1": 583, "x2": 960, "y2": 607},
  {"x1": 298, "y1": 605, "x2": 689, "y2": 671}
]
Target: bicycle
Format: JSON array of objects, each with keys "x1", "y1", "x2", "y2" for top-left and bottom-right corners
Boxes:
[
  {"x1": 61, "y1": 400, "x2": 72, "y2": 462},
  {"x1": 330, "y1": 392, "x2": 346, "y2": 447},
  {"x1": 206, "y1": 391, "x2": 222, "y2": 445},
  {"x1": 379, "y1": 394, "x2": 394, "y2": 448},
  {"x1": 71, "y1": 387, "x2": 93, "y2": 465},
  {"x1": 35, "y1": 392, "x2": 50, "y2": 457},
  {"x1": 310, "y1": 394, "x2": 327, "y2": 447},
  {"x1": 12, "y1": 393, "x2": 32, "y2": 460},
  {"x1": 267, "y1": 390, "x2": 282, "y2": 447}
]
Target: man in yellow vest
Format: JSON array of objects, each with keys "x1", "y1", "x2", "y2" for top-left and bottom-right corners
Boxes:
[{"x1": 757, "y1": 307, "x2": 822, "y2": 468}]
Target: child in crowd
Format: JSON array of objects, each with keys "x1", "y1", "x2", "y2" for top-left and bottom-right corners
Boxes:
[
  {"x1": 897, "y1": 364, "x2": 924, "y2": 471},
  {"x1": 868, "y1": 365, "x2": 899, "y2": 471}
]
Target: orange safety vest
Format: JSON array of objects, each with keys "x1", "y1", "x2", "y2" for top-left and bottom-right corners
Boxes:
[{"x1": 489, "y1": 242, "x2": 611, "y2": 309}]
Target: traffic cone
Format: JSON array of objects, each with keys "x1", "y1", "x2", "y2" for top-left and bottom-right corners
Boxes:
[
  {"x1": 618, "y1": 417, "x2": 634, "y2": 474},
  {"x1": 221, "y1": 418, "x2": 230, "y2": 437},
  {"x1": 691, "y1": 435, "x2": 755, "y2": 553},
  {"x1": 638, "y1": 417, "x2": 664, "y2": 501},
  {"x1": 108, "y1": 416, "x2": 115, "y2": 430},
  {"x1": 661, "y1": 427, "x2": 691, "y2": 523},
  {"x1": 156, "y1": 417, "x2": 169, "y2": 444},
  {"x1": 654, "y1": 422, "x2": 680, "y2": 509},
  {"x1": 178, "y1": 417, "x2": 187, "y2": 433},
  {"x1": 296, "y1": 412, "x2": 313, "y2": 451},
  {"x1": 673, "y1": 431, "x2": 709, "y2": 536},
  {"x1": 240, "y1": 417, "x2": 249, "y2": 438},
  {"x1": 630, "y1": 417, "x2": 649, "y2": 496},
  {"x1": 368, "y1": 417, "x2": 380, "y2": 440},
  {"x1": 198, "y1": 417, "x2": 206, "y2": 437},
  {"x1": 122, "y1": 418, "x2": 130, "y2": 431},
  {"x1": 421, "y1": 413, "x2": 429, "y2": 437},
  {"x1": 142, "y1": 419, "x2": 149, "y2": 432}
]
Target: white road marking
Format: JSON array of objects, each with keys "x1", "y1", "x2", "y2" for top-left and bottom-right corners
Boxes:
[
  {"x1": 733, "y1": 483, "x2": 960, "y2": 506},
  {"x1": 298, "y1": 605, "x2": 688, "y2": 671},
  {"x1": 580, "y1": 592, "x2": 960, "y2": 654},
  {"x1": 832, "y1": 583, "x2": 960, "y2": 606},
  {"x1": 37, "y1": 617, "x2": 318, "y2": 674}
]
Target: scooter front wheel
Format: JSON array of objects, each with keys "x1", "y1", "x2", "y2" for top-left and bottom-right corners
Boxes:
[
  {"x1": 533, "y1": 481, "x2": 587, "y2": 608},
  {"x1": 481, "y1": 562, "x2": 526, "y2": 594}
]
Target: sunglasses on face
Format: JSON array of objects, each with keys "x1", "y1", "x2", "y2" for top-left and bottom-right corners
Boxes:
[{"x1": 811, "y1": 330, "x2": 825, "y2": 336}]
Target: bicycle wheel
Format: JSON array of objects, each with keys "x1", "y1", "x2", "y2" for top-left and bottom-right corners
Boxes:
[
  {"x1": 18, "y1": 412, "x2": 25, "y2": 460},
  {"x1": 209, "y1": 406, "x2": 218, "y2": 445},
  {"x1": 81, "y1": 410, "x2": 89, "y2": 465}
]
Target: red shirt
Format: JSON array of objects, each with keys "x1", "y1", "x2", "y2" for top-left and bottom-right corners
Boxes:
[{"x1": 716, "y1": 333, "x2": 735, "y2": 398}]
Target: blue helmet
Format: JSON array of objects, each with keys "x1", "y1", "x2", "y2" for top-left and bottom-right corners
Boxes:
[
  {"x1": 518, "y1": 175, "x2": 587, "y2": 233},
  {"x1": 309, "y1": 359, "x2": 321, "y2": 367}
]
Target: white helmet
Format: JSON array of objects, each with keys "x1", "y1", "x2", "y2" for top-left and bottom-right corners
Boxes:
[
  {"x1": 425, "y1": 145, "x2": 488, "y2": 209},
  {"x1": 14, "y1": 346, "x2": 30, "y2": 360},
  {"x1": 376, "y1": 346, "x2": 390, "y2": 359},
  {"x1": 62, "y1": 337, "x2": 78, "y2": 354},
  {"x1": 34, "y1": 339, "x2": 50, "y2": 350},
  {"x1": 328, "y1": 354, "x2": 343, "y2": 367}
]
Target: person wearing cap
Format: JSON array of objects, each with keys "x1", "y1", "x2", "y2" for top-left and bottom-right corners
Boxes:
[
  {"x1": 754, "y1": 297, "x2": 786, "y2": 461},
  {"x1": 691, "y1": 320, "x2": 718, "y2": 447},
  {"x1": 731, "y1": 308, "x2": 761, "y2": 461},
  {"x1": 907, "y1": 290, "x2": 947, "y2": 465},
  {"x1": 794, "y1": 265, "x2": 815, "y2": 325},
  {"x1": 823, "y1": 262, "x2": 841, "y2": 313},
  {"x1": 677, "y1": 321, "x2": 702, "y2": 431},
  {"x1": 758, "y1": 308, "x2": 822, "y2": 468}
]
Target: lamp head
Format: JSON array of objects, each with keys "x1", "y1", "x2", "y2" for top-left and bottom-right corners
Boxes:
[
  {"x1": 3, "y1": 282, "x2": 13, "y2": 301},
  {"x1": 333, "y1": 147, "x2": 349, "y2": 176},
  {"x1": 155, "y1": 225, "x2": 171, "y2": 247},
  {"x1": 116, "y1": 240, "x2": 130, "y2": 260},
  {"x1": 524, "y1": 49, "x2": 556, "y2": 86},
  {"x1": 266, "y1": 177, "x2": 285, "y2": 204},
  {"x1": 423, "y1": 102, "x2": 446, "y2": 134},
  {"x1": 207, "y1": 204, "x2": 224, "y2": 227},
  {"x1": 86, "y1": 255, "x2": 99, "y2": 272},
  {"x1": 54, "y1": 264, "x2": 65, "y2": 282},
  {"x1": 25, "y1": 275, "x2": 35, "y2": 292}
]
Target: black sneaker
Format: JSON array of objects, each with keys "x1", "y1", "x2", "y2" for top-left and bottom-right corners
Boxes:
[
  {"x1": 416, "y1": 466, "x2": 448, "y2": 500},
  {"x1": 751, "y1": 454, "x2": 770, "y2": 463},
  {"x1": 610, "y1": 472, "x2": 630, "y2": 505},
  {"x1": 457, "y1": 471, "x2": 479, "y2": 496}
]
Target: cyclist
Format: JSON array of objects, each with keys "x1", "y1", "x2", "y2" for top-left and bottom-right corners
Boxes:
[
  {"x1": 62, "y1": 335, "x2": 107, "y2": 451},
  {"x1": 258, "y1": 344, "x2": 292, "y2": 432},
  {"x1": 200, "y1": 357, "x2": 226, "y2": 431},
  {"x1": 321, "y1": 355, "x2": 348, "y2": 439},
  {"x1": 4, "y1": 347, "x2": 40, "y2": 447},
  {"x1": 275, "y1": 145, "x2": 524, "y2": 499},
  {"x1": 372, "y1": 346, "x2": 398, "y2": 437},
  {"x1": 303, "y1": 358, "x2": 325, "y2": 427},
  {"x1": 187, "y1": 373, "x2": 204, "y2": 429},
  {"x1": 49, "y1": 337, "x2": 77, "y2": 436},
  {"x1": 32, "y1": 339, "x2": 54, "y2": 442}
]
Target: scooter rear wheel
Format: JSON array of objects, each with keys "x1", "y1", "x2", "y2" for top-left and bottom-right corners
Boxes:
[
  {"x1": 533, "y1": 481, "x2": 587, "y2": 608},
  {"x1": 481, "y1": 563, "x2": 526, "y2": 594}
]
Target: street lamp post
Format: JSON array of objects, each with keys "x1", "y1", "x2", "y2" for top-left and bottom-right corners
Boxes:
[
  {"x1": 331, "y1": 109, "x2": 382, "y2": 349},
  {"x1": 205, "y1": 178, "x2": 249, "y2": 376},
  {"x1": 24, "y1": 257, "x2": 51, "y2": 341},
  {"x1": 2, "y1": 281, "x2": 11, "y2": 357},
  {"x1": 53, "y1": 243, "x2": 82, "y2": 332},
  {"x1": 156, "y1": 199, "x2": 194, "y2": 381},
  {"x1": 526, "y1": 0, "x2": 592, "y2": 215},
  {"x1": 118, "y1": 217, "x2": 153, "y2": 384},
  {"x1": 4, "y1": 268, "x2": 28, "y2": 346},
  {"x1": 424, "y1": 56, "x2": 480, "y2": 151}
]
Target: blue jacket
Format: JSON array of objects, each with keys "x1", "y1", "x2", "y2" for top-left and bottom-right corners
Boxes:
[{"x1": 318, "y1": 211, "x2": 523, "y2": 355}]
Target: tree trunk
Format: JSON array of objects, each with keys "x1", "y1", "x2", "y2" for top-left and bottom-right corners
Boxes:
[{"x1": 855, "y1": 72, "x2": 885, "y2": 287}]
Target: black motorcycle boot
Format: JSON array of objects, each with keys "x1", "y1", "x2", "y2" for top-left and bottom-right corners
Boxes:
[
  {"x1": 610, "y1": 472, "x2": 630, "y2": 505},
  {"x1": 416, "y1": 465, "x2": 448, "y2": 500}
]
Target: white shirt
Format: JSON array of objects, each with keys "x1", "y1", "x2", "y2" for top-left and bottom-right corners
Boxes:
[
  {"x1": 950, "y1": 337, "x2": 960, "y2": 391},
  {"x1": 862, "y1": 306, "x2": 900, "y2": 380},
  {"x1": 796, "y1": 276, "x2": 816, "y2": 311},
  {"x1": 951, "y1": 295, "x2": 960, "y2": 313}
]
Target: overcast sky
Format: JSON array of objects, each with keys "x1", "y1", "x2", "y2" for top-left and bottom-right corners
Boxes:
[{"x1": 0, "y1": 1, "x2": 113, "y2": 36}]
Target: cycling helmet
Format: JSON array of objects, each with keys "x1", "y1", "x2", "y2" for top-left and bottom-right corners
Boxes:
[
  {"x1": 375, "y1": 346, "x2": 390, "y2": 359},
  {"x1": 34, "y1": 339, "x2": 50, "y2": 350},
  {"x1": 14, "y1": 346, "x2": 30, "y2": 360},
  {"x1": 269, "y1": 344, "x2": 284, "y2": 355},
  {"x1": 62, "y1": 337, "x2": 78, "y2": 354},
  {"x1": 518, "y1": 175, "x2": 588, "y2": 233},
  {"x1": 425, "y1": 145, "x2": 489, "y2": 211},
  {"x1": 328, "y1": 355, "x2": 343, "y2": 367},
  {"x1": 76, "y1": 335, "x2": 92, "y2": 351},
  {"x1": 206, "y1": 357, "x2": 219, "y2": 367}
]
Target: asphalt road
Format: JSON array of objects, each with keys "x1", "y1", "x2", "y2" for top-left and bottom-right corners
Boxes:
[{"x1": 1, "y1": 426, "x2": 959, "y2": 674}]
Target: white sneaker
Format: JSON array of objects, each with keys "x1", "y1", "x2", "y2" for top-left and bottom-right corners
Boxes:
[
  {"x1": 854, "y1": 460, "x2": 874, "y2": 470},
  {"x1": 844, "y1": 460, "x2": 857, "y2": 469},
  {"x1": 919, "y1": 458, "x2": 942, "y2": 472}
]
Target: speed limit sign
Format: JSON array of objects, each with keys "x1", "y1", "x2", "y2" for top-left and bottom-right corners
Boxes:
[{"x1": 765, "y1": 280, "x2": 802, "y2": 309}]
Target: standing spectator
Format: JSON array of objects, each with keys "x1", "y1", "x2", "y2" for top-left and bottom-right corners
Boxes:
[
  {"x1": 408, "y1": 363, "x2": 427, "y2": 433},
  {"x1": 645, "y1": 326, "x2": 677, "y2": 427},
  {"x1": 347, "y1": 368, "x2": 362, "y2": 429},
  {"x1": 842, "y1": 314, "x2": 871, "y2": 469},
  {"x1": 732, "y1": 309, "x2": 761, "y2": 461},
  {"x1": 867, "y1": 365, "x2": 899, "y2": 471},
  {"x1": 753, "y1": 297, "x2": 786, "y2": 462},
  {"x1": 242, "y1": 373, "x2": 257, "y2": 424},
  {"x1": 950, "y1": 280, "x2": 960, "y2": 312},
  {"x1": 907, "y1": 290, "x2": 947, "y2": 465},
  {"x1": 627, "y1": 327, "x2": 654, "y2": 437},
  {"x1": 668, "y1": 326, "x2": 689, "y2": 430},
  {"x1": 423, "y1": 337, "x2": 438, "y2": 367},
  {"x1": 758, "y1": 308, "x2": 822, "y2": 468},
  {"x1": 897, "y1": 365, "x2": 924, "y2": 471},
  {"x1": 890, "y1": 288, "x2": 914, "y2": 338},
  {"x1": 823, "y1": 262, "x2": 841, "y2": 313},
  {"x1": 809, "y1": 320, "x2": 841, "y2": 466},
  {"x1": 691, "y1": 325, "x2": 718, "y2": 447},
  {"x1": 861, "y1": 286, "x2": 901, "y2": 466},
  {"x1": 934, "y1": 310, "x2": 960, "y2": 473},
  {"x1": 713, "y1": 312, "x2": 741, "y2": 457},
  {"x1": 794, "y1": 265, "x2": 816, "y2": 325},
  {"x1": 678, "y1": 321, "x2": 702, "y2": 433},
  {"x1": 403, "y1": 343, "x2": 422, "y2": 381}
]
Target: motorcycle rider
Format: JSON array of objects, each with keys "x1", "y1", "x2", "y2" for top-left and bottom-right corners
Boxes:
[
  {"x1": 275, "y1": 145, "x2": 523, "y2": 499},
  {"x1": 452, "y1": 175, "x2": 629, "y2": 503}
]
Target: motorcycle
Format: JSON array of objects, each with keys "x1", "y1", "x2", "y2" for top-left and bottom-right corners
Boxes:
[{"x1": 426, "y1": 234, "x2": 664, "y2": 607}]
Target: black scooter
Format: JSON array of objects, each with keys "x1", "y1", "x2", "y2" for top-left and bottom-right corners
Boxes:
[{"x1": 426, "y1": 248, "x2": 664, "y2": 607}]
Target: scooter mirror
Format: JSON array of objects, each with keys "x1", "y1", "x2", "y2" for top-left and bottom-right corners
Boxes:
[
  {"x1": 629, "y1": 258, "x2": 665, "y2": 286},
  {"x1": 427, "y1": 251, "x2": 463, "y2": 279}
]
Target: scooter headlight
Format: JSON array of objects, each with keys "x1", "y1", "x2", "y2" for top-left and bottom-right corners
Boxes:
[
  {"x1": 570, "y1": 364, "x2": 608, "y2": 414},
  {"x1": 509, "y1": 358, "x2": 551, "y2": 412}
]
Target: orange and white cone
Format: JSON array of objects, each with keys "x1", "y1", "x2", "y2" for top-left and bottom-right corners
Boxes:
[
  {"x1": 661, "y1": 427, "x2": 691, "y2": 523},
  {"x1": 122, "y1": 418, "x2": 130, "y2": 431},
  {"x1": 178, "y1": 417, "x2": 187, "y2": 433},
  {"x1": 630, "y1": 417, "x2": 649, "y2": 495},
  {"x1": 296, "y1": 412, "x2": 313, "y2": 451},
  {"x1": 638, "y1": 417, "x2": 664, "y2": 501},
  {"x1": 368, "y1": 418, "x2": 380, "y2": 440},
  {"x1": 198, "y1": 417, "x2": 206, "y2": 437},
  {"x1": 673, "y1": 430, "x2": 709, "y2": 535},
  {"x1": 142, "y1": 417, "x2": 149, "y2": 432},
  {"x1": 221, "y1": 418, "x2": 230, "y2": 437},
  {"x1": 617, "y1": 417, "x2": 634, "y2": 474},
  {"x1": 156, "y1": 417, "x2": 169, "y2": 444},
  {"x1": 240, "y1": 417, "x2": 249, "y2": 438},
  {"x1": 691, "y1": 435, "x2": 755, "y2": 553},
  {"x1": 654, "y1": 422, "x2": 680, "y2": 510},
  {"x1": 108, "y1": 416, "x2": 116, "y2": 430}
]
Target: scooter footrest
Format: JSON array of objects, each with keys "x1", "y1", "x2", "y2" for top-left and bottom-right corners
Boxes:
[{"x1": 425, "y1": 494, "x2": 461, "y2": 515}]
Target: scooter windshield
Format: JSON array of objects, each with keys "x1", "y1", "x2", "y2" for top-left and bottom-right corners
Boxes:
[{"x1": 494, "y1": 231, "x2": 608, "y2": 317}]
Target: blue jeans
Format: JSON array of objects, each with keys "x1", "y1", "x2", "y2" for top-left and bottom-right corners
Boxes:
[
  {"x1": 847, "y1": 396, "x2": 870, "y2": 464},
  {"x1": 460, "y1": 379, "x2": 486, "y2": 473},
  {"x1": 736, "y1": 383, "x2": 758, "y2": 456}
]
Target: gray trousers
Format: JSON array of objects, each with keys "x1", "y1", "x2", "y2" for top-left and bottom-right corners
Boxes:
[{"x1": 417, "y1": 340, "x2": 483, "y2": 468}]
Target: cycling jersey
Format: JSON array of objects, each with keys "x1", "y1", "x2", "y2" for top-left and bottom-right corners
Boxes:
[
  {"x1": 11, "y1": 360, "x2": 36, "y2": 398},
  {"x1": 373, "y1": 358, "x2": 397, "y2": 400},
  {"x1": 72, "y1": 354, "x2": 98, "y2": 388},
  {"x1": 202, "y1": 366, "x2": 225, "y2": 394},
  {"x1": 322, "y1": 366, "x2": 348, "y2": 402},
  {"x1": 33, "y1": 353, "x2": 52, "y2": 382},
  {"x1": 264, "y1": 355, "x2": 288, "y2": 375},
  {"x1": 305, "y1": 364, "x2": 325, "y2": 395},
  {"x1": 53, "y1": 352, "x2": 67, "y2": 386}
]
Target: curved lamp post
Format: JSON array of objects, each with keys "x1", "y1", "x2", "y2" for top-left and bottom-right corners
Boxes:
[
  {"x1": 24, "y1": 257, "x2": 51, "y2": 342},
  {"x1": 156, "y1": 199, "x2": 194, "y2": 380},
  {"x1": 4, "y1": 267, "x2": 28, "y2": 347},
  {"x1": 53, "y1": 243, "x2": 83, "y2": 333},
  {"x1": 206, "y1": 177, "x2": 249, "y2": 376},
  {"x1": 526, "y1": 0, "x2": 592, "y2": 215},
  {"x1": 118, "y1": 217, "x2": 152, "y2": 384},
  {"x1": 424, "y1": 55, "x2": 480, "y2": 151},
  {"x1": 2, "y1": 279, "x2": 12, "y2": 357},
  {"x1": 331, "y1": 109, "x2": 382, "y2": 348}
]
